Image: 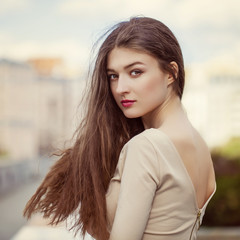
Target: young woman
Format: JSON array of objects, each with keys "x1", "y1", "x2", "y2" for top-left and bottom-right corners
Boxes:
[{"x1": 24, "y1": 17, "x2": 216, "y2": 240}]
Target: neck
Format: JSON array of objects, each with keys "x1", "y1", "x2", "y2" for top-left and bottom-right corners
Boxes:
[{"x1": 142, "y1": 93, "x2": 185, "y2": 129}]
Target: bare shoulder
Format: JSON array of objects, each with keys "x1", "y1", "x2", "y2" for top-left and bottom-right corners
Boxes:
[
  {"x1": 160, "y1": 124, "x2": 215, "y2": 179},
  {"x1": 160, "y1": 125, "x2": 209, "y2": 156}
]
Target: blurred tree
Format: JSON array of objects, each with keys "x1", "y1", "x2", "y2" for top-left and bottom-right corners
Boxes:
[
  {"x1": 0, "y1": 147, "x2": 9, "y2": 160},
  {"x1": 203, "y1": 138, "x2": 240, "y2": 226},
  {"x1": 213, "y1": 137, "x2": 240, "y2": 160}
]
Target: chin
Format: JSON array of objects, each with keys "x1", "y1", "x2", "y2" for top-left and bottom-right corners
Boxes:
[{"x1": 122, "y1": 110, "x2": 142, "y2": 119}]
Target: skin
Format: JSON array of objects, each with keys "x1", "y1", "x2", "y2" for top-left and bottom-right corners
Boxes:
[
  {"x1": 107, "y1": 47, "x2": 216, "y2": 209},
  {"x1": 107, "y1": 47, "x2": 176, "y2": 127}
]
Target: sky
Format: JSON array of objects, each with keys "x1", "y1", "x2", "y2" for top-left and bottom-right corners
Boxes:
[{"x1": 0, "y1": 0, "x2": 240, "y2": 71}]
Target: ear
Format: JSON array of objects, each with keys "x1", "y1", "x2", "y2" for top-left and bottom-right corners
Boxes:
[{"x1": 167, "y1": 61, "x2": 178, "y2": 85}]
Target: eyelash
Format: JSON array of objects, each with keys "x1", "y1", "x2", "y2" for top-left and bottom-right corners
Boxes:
[
  {"x1": 130, "y1": 69, "x2": 143, "y2": 76},
  {"x1": 108, "y1": 74, "x2": 118, "y2": 81},
  {"x1": 107, "y1": 69, "x2": 143, "y2": 81}
]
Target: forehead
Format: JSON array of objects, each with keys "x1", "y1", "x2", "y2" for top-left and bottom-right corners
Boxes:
[{"x1": 107, "y1": 47, "x2": 158, "y2": 70}]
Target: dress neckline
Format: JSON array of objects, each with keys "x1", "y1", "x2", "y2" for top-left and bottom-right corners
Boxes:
[{"x1": 148, "y1": 128, "x2": 216, "y2": 211}]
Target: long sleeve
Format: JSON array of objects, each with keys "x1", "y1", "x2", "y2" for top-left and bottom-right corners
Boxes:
[{"x1": 109, "y1": 134, "x2": 160, "y2": 240}]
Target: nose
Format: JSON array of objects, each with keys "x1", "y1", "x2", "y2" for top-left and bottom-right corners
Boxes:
[{"x1": 115, "y1": 75, "x2": 130, "y2": 94}]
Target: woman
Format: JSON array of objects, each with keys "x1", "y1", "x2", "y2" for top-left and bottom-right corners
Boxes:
[{"x1": 24, "y1": 17, "x2": 216, "y2": 240}]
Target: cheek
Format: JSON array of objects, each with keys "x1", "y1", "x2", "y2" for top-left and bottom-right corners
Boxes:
[
  {"x1": 139, "y1": 76, "x2": 168, "y2": 106},
  {"x1": 142, "y1": 76, "x2": 164, "y2": 94},
  {"x1": 110, "y1": 84, "x2": 118, "y2": 101}
]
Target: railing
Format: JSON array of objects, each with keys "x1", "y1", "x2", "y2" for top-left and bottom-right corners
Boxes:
[
  {"x1": 0, "y1": 157, "x2": 52, "y2": 194},
  {"x1": 198, "y1": 227, "x2": 240, "y2": 240}
]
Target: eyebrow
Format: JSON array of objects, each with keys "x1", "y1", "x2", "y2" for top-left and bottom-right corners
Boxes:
[{"x1": 107, "y1": 61, "x2": 145, "y2": 72}]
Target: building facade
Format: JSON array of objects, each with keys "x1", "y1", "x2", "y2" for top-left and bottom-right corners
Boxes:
[
  {"x1": 0, "y1": 58, "x2": 81, "y2": 161},
  {"x1": 0, "y1": 59, "x2": 38, "y2": 160},
  {"x1": 183, "y1": 61, "x2": 240, "y2": 147}
]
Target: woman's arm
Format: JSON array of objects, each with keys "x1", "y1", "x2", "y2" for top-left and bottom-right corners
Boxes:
[{"x1": 109, "y1": 135, "x2": 160, "y2": 240}]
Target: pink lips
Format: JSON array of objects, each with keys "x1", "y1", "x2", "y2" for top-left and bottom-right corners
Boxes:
[{"x1": 121, "y1": 99, "x2": 136, "y2": 107}]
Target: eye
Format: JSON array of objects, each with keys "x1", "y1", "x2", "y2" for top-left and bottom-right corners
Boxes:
[
  {"x1": 130, "y1": 69, "x2": 143, "y2": 77},
  {"x1": 108, "y1": 73, "x2": 118, "y2": 81}
]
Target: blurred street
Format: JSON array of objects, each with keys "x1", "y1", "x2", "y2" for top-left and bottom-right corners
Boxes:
[
  {"x1": 0, "y1": 157, "x2": 239, "y2": 240},
  {"x1": 1, "y1": 175, "x2": 240, "y2": 240},
  {"x1": 0, "y1": 172, "x2": 94, "y2": 240},
  {"x1": 0, "y1": 177, "x2": 42, "y2": 240}
]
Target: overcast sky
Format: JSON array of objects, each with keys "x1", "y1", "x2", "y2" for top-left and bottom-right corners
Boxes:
[{"x1": 0, "y1": 0, "x2": 240, "y2": 70}]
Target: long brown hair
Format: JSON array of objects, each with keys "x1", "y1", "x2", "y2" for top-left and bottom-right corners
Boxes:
[{"x1": 23, "y1": 17, "x2": 185, "y2": 240}]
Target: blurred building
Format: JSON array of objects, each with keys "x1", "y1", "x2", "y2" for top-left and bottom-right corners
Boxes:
[
  {"x1": 3, "y1": 56, "x2": 239, "y2": 158},
  {"x1": 27, "y1": 58, "x2": 64, "y2": 77},
  {"x1": 207, "y1": 62, "x2": 240, "y2": 146},
  {"x1": 0, "y1": 58, "x2": 82, "y2": 161},
  {"x1": 0, "y1": 59, "x2": 38, "y2": 161},
  {"x1": 183, "y1": 60, "x2": 240, "y2": 147}
]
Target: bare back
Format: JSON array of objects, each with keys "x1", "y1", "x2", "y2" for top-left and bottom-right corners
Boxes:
[{"x1": 161, "y1": 125, "x2": 216, "y2": 209}]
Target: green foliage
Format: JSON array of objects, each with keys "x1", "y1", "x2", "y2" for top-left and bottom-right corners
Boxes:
[
  {"x1": 0, "y1": 148, "x2": 9, "y2": 160},
  {"x1": 203, "y1": 174, "x2": 240, "y2": 226},
  {"x1": 203, "y1": 137, "x2": 240, "y2": 226},
  {"x1": 212, "y1": 137, "x2": 240, "y2": 160}
]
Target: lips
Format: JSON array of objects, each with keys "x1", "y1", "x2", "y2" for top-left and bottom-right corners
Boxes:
[{"x1": 121, "y1": 99, "x2": 136, "y2": 107}]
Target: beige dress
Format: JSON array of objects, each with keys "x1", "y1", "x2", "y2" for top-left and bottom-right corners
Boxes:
[{"x1": 106, "y1": 128, "x2": 216, "y2": 240}]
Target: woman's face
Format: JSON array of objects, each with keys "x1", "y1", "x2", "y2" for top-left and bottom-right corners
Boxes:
[{"x1": 107, "y1": 47, "x2": 173, "y2": 119}]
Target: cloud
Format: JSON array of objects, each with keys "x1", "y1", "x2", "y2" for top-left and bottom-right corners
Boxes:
[
  {"x1": 54, "y1": 0, "x2": 240, "y2": 42},
  {"x1": 1, "y1": 0, "x2": 239, "y2": 67},
  {"x1": 56, "y1": 0, "x2": 122, "y2": 17},
  {"x1": 55, "y1": 0, "x2": 240, "y2": 29},
  {"x1": 55, "y1": 0, "x2": 173, "y2": 27},
  {"x1": 173, "y1": 0, "x2": 240, "y2": 29},
  {"x1": 0, "y1": 33, "x2": 90, "y2": 68},
  {"x1": 207, "y1": 41, "x2": 240, "y2": 66},
  {"x1": 0, "y1": 0, "x2": 30, "y2": 15}
]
